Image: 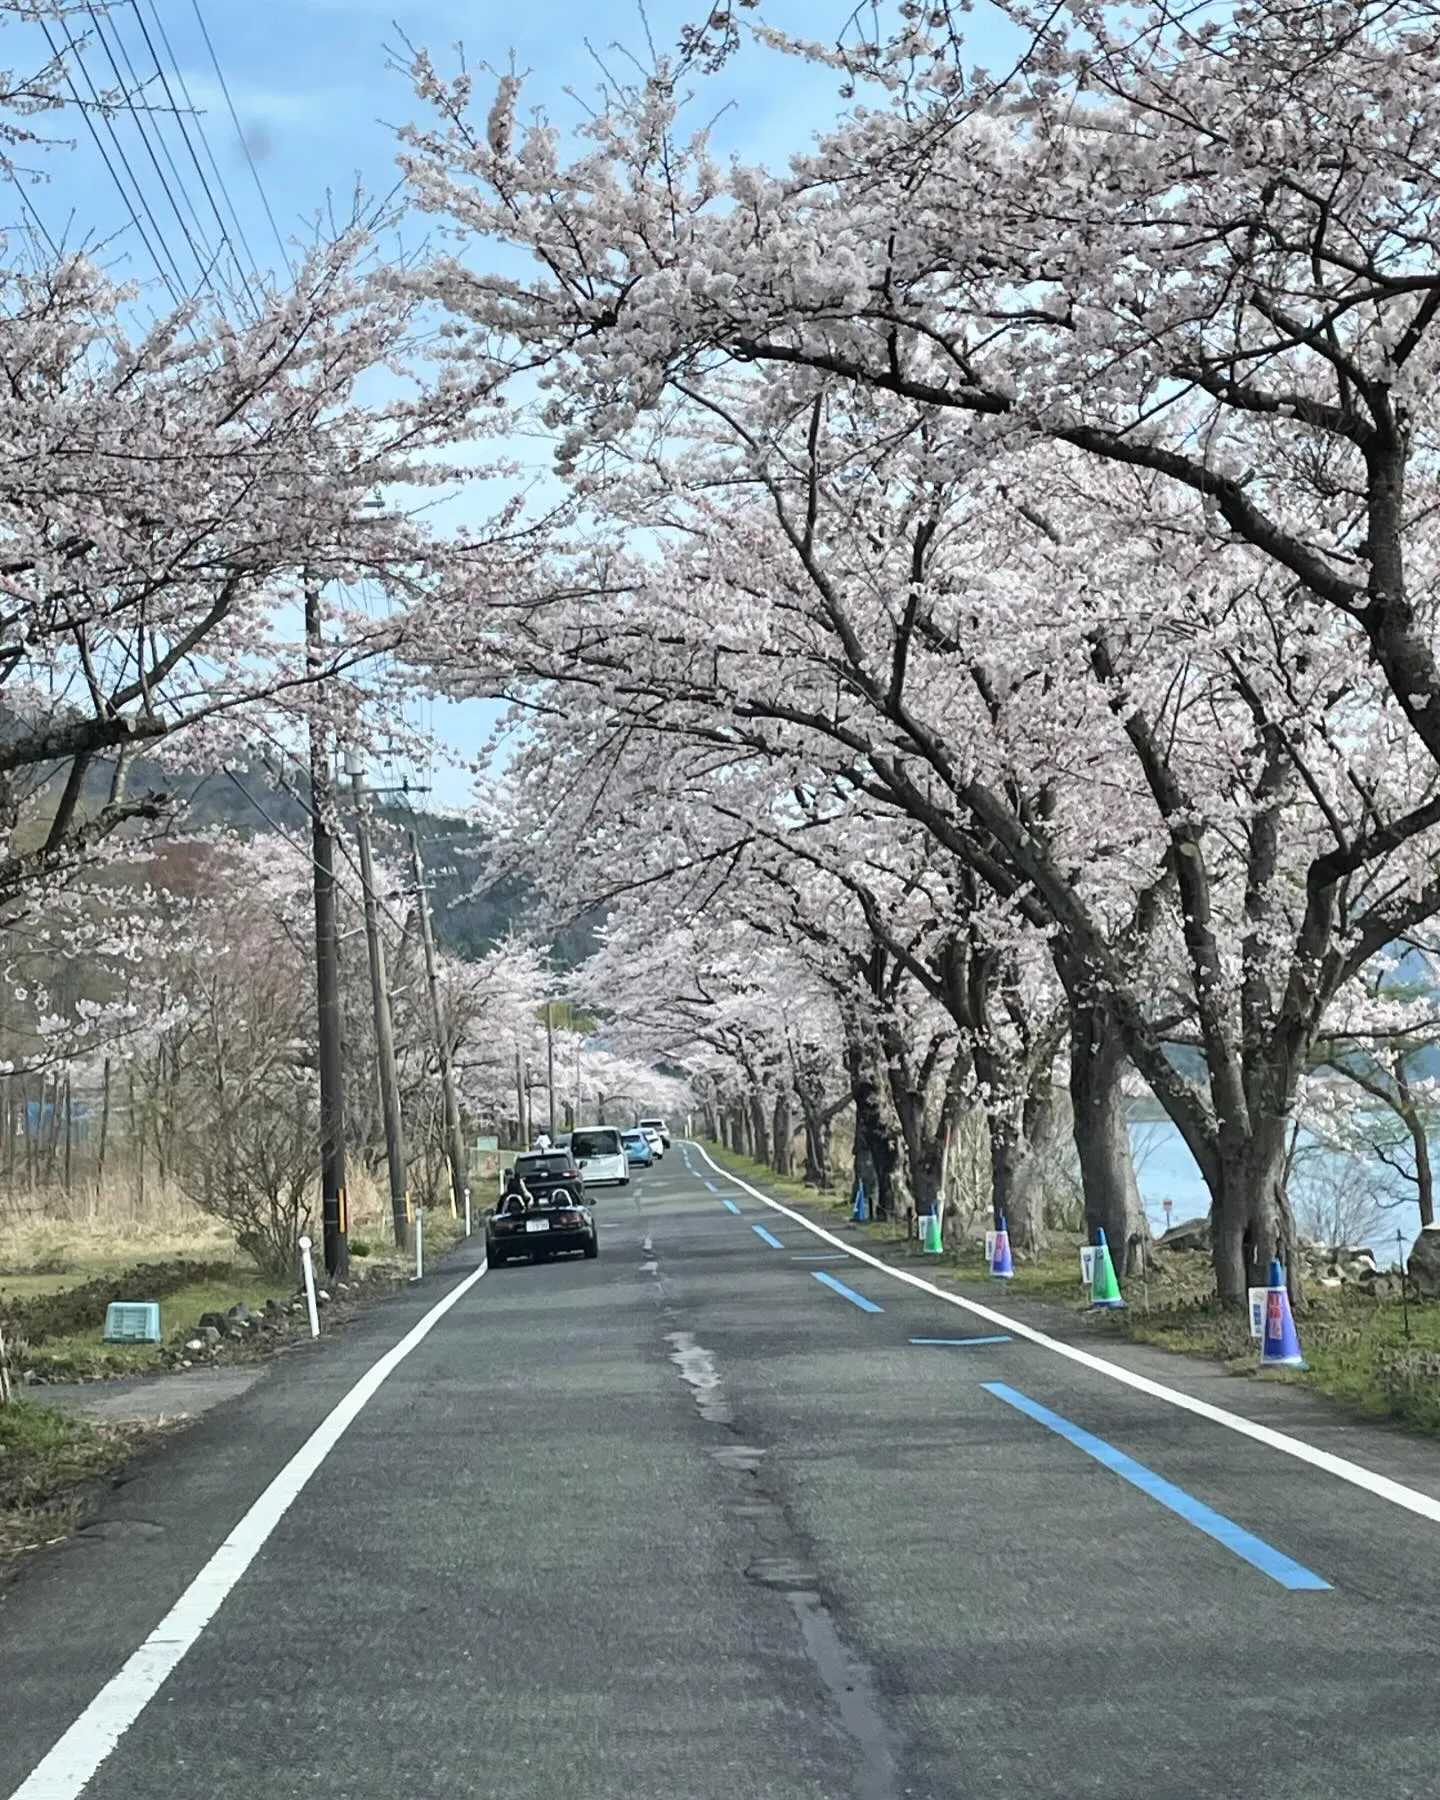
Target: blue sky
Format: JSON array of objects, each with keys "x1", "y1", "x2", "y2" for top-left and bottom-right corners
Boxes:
[{"x1": 4, "y1": 1, "x2": 1010, "y2": 810}]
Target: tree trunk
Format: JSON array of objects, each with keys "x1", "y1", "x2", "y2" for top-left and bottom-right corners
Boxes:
[
  {"x1": 847, "y1": 1039, "x2": 904, "y2": 1220},
  {"x1": 748, "y1": 1090, "x2": 771, "y2": 1167},
  {"x1": 1412, "y1": 1114, "x2": 1436, "y2": 1230},
  {"x1": 3, "y1": 1078, "x2": 14, "y2": 1189},
  {"x1": 97, "y1": 1058, "x2": 113, "y2": 1186},
  {"x1": 1211, "y1": 1119, "x2": 1298, "y2": 1304},
  {"x1": 1395, "y1": 1063, "x2": 1435, "y2": 1228},
  {"x1": 1068, "y1": 1000, "x2": 1151, "y2": 1271},
  {"x1": 799, "y1": 1097, "x2": 832, "y2": 1188},
  {"x1": 44, "y1": 1072, "x2": 63, "y2": 1183},
  {"x1": 879, "y1": 1030, "x2": 955, "y2": 1220},
  {"x1": 987, "y1": 1108, "x2": 1044, "y2": 1253},
  {"x1": 771, "y1": 1091, "x2": 793, "y2": 1175}
]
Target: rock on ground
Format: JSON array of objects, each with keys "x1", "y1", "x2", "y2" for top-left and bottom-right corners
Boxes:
[{"x1": 1407, "y1": 1224, "x2": 1440, "y2": 1296}]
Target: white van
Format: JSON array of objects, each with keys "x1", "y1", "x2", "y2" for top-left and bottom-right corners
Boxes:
[{"x1": 569, "y1": 1125, "x2": 629, "y2": 1188}]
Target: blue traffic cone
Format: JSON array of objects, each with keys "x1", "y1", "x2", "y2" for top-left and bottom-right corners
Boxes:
[
  {"x1": 1089, "y1": 1228, "x2": 1125, "y2": 1309},
  {"x1": 990, "y1": 1215, "x2": 1014, "y2": 1279},
  {"x1": 921, "y1": 1208, "x2": 943, "y2": 1254},
  {"x1": 852, "y1": 1182, "x2": 868, "y2": 1223},
  {"x1": 1260, "y1": 1259, "x2": 1305, "y2": 1367}
]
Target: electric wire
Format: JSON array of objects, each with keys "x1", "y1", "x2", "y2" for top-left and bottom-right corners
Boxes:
[
  {"x1": 39, "y1": 14, "x2": 188, "y2": 306},
  {"x1": 81, "y1": 2, "x2": 225, "y2": 304},
  {"x1": 132, "y1": 0, "x2": 268, "y2": 305},
  {"x1": 188, "y1": 0, "x2": 290, "y2": 271}
]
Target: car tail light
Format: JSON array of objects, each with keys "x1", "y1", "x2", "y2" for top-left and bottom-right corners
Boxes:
[{"x1": 557, "y1": 1210, "x2": 580, "y2": 1226}]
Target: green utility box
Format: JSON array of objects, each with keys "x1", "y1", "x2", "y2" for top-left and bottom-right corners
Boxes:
[{"x1": 103, "y1": 1302, "x2": 162, "y2": 1344}]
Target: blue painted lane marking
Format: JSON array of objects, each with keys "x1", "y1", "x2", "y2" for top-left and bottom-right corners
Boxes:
[
  {"x1": 911, "y1": 1336, "x2": 1012, "y2": 1347},
  {"x1": 982, "y1": 1383, "x2": 1331, "y2": 1591},
  {"x1": 752, "y1": 1224, "x2": 784, "y2": 1248},
  {"x1": 722, "y1": 1198, "x2": 742, "y2": 1215},
  {"x1": 704, "y1": 1180, "x2": 720, "y2": 1193},
  {"x1": 811, "y1": 1270, "x2": 883, "y2": 1314}
]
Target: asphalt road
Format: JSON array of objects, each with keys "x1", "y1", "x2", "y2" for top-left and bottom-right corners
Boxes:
[{"x1": 4, "y1": 1147, "x2": 1440, "y2": 1799}]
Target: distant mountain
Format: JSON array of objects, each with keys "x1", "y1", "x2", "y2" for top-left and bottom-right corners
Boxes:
[{"x1": 71, "y1": 749, "x2": 597, "y2": 964}]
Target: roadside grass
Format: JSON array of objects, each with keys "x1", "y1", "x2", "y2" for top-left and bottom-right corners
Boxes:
[
  {"x1": 0, "y1": 1399, "x2": 133, "y2": 1564},
  {"x1": 1099, "y1": 1288, "x2": 1440, "y2": 1435},
  {"x1": 1, "y1": 1165, "x2": 475, "y2": 1383},
  {"x1": 0, "y1": 1175, "x2": 234, "y2": 1285},
  {"x1": 11, "y1": 1268, "x2": 284, "y2": 1379},
  {"x1": 698, "y1": 1139, "x2": 1440, "y2": 1438}
]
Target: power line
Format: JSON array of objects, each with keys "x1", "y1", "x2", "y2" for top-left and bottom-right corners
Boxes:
[
  {"x1": 40, "y1": 15, "x2": 188, "y2": 306},
  {"x1": 188, "y1": 0, "x2": 290, "y2": 272},
  {"x1": 133, "y1": 0, "x2": 267, "y2": 303},
  {"x1": 81, "y1": 2, "x2": 225, "y2": 304}
]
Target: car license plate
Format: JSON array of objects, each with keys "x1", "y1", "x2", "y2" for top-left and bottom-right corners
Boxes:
[{"x1": 525, "y1": 1219, "x2": 550, "y2": 1233}]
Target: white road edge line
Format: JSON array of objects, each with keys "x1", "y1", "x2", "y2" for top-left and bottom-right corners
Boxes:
[
  {"x1": 8, "y1": 1260, "x2": 490, "y2": 1800},
  {"x1": 686, "y1": 1143, "x2": 1440, "y2": 1528}
]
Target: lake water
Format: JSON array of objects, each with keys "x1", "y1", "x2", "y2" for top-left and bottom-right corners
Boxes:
[{"x1": 1128, "y1": 1115, "x2": 1421, "y2": 1265}]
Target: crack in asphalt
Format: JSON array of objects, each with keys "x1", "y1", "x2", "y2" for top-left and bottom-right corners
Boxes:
[{"x1": 649, "y1": 1239, "x2": 904, "y2": 1800}]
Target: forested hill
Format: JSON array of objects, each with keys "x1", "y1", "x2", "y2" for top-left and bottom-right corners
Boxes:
[{"x1": 72, "y1": 751, "x2": 591, "y2": 963}]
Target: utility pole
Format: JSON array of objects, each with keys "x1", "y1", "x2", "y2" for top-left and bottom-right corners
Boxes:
[
  {"x1": 546, "y1": 1000, "x2": 557, "y2": 1139},
  {"x1": 408, "y1": 830, "x2": 468, "y2": 1218},
  {"x1": 306, "y1": 585, "x2": 347, "y2": 1281},
  {"x1": 515, "y1": 1049, "x2": 526, "y2": 1148},
  {"x1": 347, "y1": 754, "x2": 409, "y2": 1251}
]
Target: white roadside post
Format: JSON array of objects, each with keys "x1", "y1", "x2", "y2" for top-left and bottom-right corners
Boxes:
[
  {"x1": 413, "y1": 1205, "x2": 425, "y2": 1283},
  {"x1": 463, "y1": 1186, "x2": 472, "y2": 1238},
  {"x1": 298, "y1": 1235, "x2": 321, "y2": 1339}
]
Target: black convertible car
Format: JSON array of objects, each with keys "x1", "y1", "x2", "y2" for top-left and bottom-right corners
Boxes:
[{"x1": 486, "y1": 1163, "x2": 598, "y2": 1267}]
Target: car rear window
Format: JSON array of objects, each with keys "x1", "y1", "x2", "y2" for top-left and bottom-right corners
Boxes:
[
  {"x1": 516, "y1": 1154, "x2": 570, "y2": 1179},
  {"x1": 571, "y1": 1129, "x2": 621, "y2": 1159}
]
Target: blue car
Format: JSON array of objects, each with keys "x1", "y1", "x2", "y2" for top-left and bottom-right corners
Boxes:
[{"x1": 621, "y1": 1128, "x2": 654, "y2": 1168}]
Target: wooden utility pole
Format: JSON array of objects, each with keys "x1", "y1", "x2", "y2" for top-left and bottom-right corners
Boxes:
[
  {"x1": 347, "y1": 755, "x2": 409, "y2": 1251},
  {"x1": 408, "y1": 830, "x2": 468, "y2": 1218},
  {"x1": 546, "y1": 1000, "x2": 557, "y2": 1139},
  {"x1": 306, "y1": 584, "x2": 348, "y2": 1280}
]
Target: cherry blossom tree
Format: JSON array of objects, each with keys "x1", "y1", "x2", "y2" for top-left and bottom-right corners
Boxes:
[
  {"x1": 399, "y1": 1, "x2": 1440, "y2": 1298},
  {"x1": 403, "y1": 1, "x2": 1440, "y2": 765}
]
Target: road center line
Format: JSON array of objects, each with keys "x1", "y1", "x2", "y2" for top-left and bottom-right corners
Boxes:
[
  {"x1": 685, "y1": 1141, "x2": 1440, "y2": 1529},
  {"x1": 7, "y1": 1261, "x2": 491, "y2": 1800},
  {"x1": 811, "y1": 1270, "x2": 884, "y2": 1313},
  {"x1": 752, "y1": 1224, "x2": 785, "y2": 1248},
  {"x1": 721, "y1": 1198, "x2": 742, "y2": 1215},
  {"x1": 983, "y1": 1382, "x2": 1330, "y2": 1590}
]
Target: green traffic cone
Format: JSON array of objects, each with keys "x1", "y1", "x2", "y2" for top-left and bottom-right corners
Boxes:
[
  {"x1": 922, "y1": 1209, "x2": 943, "y2": 1254},
  {"x1": 1089, "y1": 1228, "x2": 1125, "y2": 1309}
]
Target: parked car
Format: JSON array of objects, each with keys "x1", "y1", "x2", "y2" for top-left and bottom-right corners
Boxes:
[
  {"x1": 486, "y1": 1187, "x2": 597, "y2": 1266},
  {"x1": 639, "y1": 1116, "x2": 672, "y2": 1149},
  {"x1": 569, "y1": 1125, "x2": 629, "y2": 1188},
  {"x1": 640, "y1": 1125, "x2": 665, "y2": 1158},
  {"x1": 621, "y1": 1128, "x2": 654, "y2": 1168}
]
